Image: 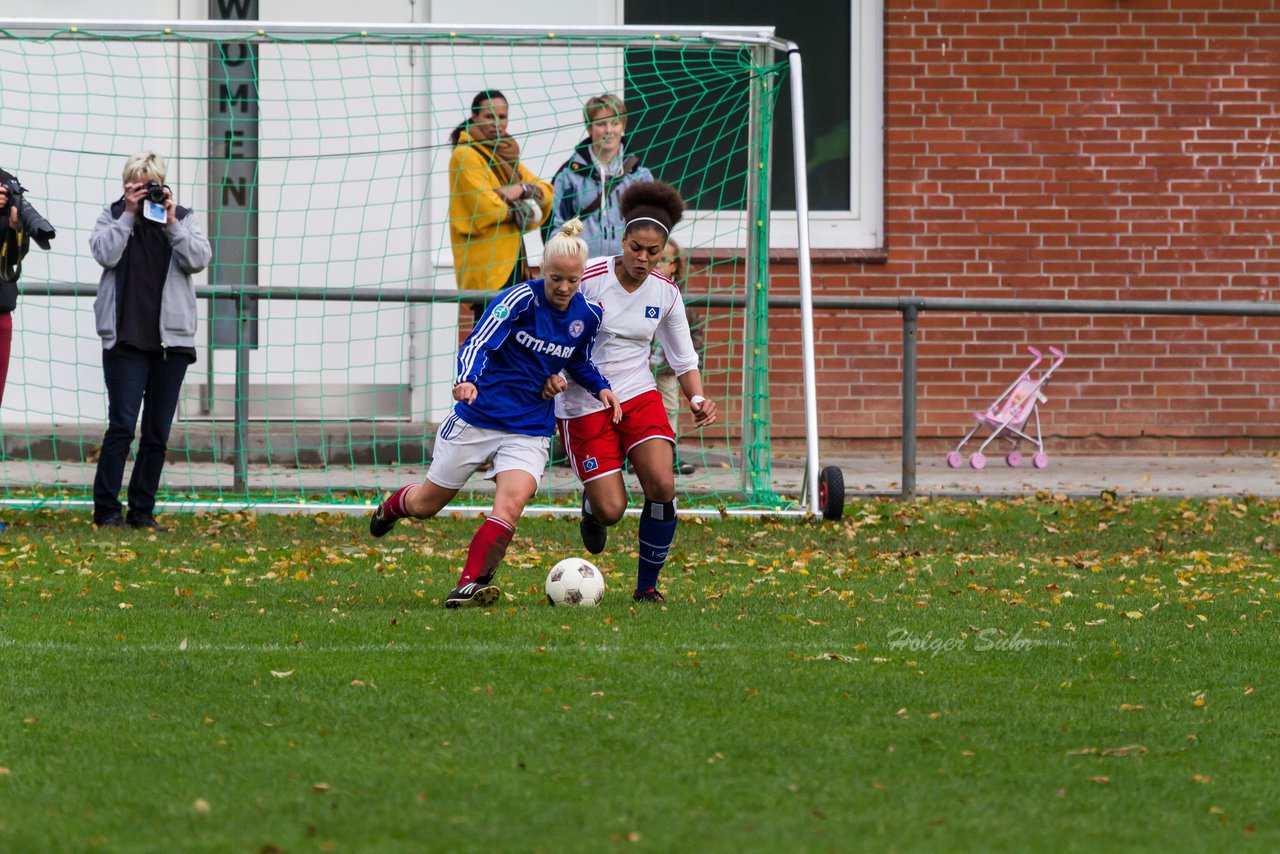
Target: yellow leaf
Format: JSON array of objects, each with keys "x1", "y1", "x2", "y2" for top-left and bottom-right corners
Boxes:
[
  {"x1": 193, "y1": 798, "x2": 211, "y2": 814},
  {"x1": 270, "y1": 670, "x2": 294, "y2": 678},
  {"x1": 311, "y1": 782, "x2": 331, "y2": 793},
  {"x1": 1192, "y1": 774, "x2": 1213, "y2": 784},
  {"x1": 1119, "y1": 704, "x2": 1144, "y2": 711},
  {"x1": 1101, "y1": 745, "x2": 1147, "y2": 757},
  {"x1": 1089, "y1": 776, "x2": 1110, "y2": 784},
  {"x1": 1123, "y1": 611, "x2": 1143, "y2": 619}
]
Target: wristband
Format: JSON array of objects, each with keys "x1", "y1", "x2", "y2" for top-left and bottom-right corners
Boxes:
[{"x1": 690, "y1": 394, "x2": 706, "y2": 407}]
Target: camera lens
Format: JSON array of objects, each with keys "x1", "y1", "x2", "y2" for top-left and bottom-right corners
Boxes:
[{"x1": 145, "y1": 181, "x2": 166, "y2": 204}]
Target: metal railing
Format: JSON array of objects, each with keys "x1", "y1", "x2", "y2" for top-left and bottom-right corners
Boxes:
[{"x1": 31, "y1": 282, "x2": 1280, "y2": 501}]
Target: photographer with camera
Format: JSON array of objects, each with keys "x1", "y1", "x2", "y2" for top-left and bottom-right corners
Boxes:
[
  {"x1": 0, "y1": 169, "x2": 56, "y2": 532},
  {"x1": 89, "y1": 151, "x2": 211, "y2": 530}
]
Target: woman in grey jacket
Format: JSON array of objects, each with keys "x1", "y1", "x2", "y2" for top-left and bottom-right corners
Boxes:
[
  {"x1": 88, "y1": 151, "x2": 212, "y2": 529},
  {"x1": 549, "y1": 94, "x2": 656, "y2": 257}
]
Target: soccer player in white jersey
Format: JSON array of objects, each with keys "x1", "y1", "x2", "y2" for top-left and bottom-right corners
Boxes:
[
  {"x1": 369, "y1": 220, "x2": 621, "y2": 609},
  {"x1": 556, "y1": 182, "x2": 718, "y2": 602}
]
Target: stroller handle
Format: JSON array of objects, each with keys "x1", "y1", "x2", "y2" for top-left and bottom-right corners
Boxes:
[
  {"x1": 1049, "y1": 346, "x2": 1064, "y2": 358},
  {"x1": 1027, "y1": 346, "x2": 1042, "y2": 358}
]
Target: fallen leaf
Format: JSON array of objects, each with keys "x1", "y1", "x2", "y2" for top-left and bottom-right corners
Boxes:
[
  {"x1": 1089, "y1": 776, "x2": 1110, "y2": 784},
  {"x1": 1192, "y1": 774, "x2": 1213, "y2": 784},
  {"x1": 1119, "y1": 704, "x2": 1144, "y2": 711},
  {"x1": 179, "y1": 638, "x2": 188, "y2": 651},
  {"x1": 1123, "y1": 610, "x2": 1144, "y2": 619},
  {"x1": 270, "y1": 670, "x2": 294, "y2": 678},
  {"x1": 193, "y1": 798, "x2": 211, "y2": 814},
  {"x1": 1101, "y1": 745, "x2": 1147, "y2": 757},
  {"x1": 311, "y1": 782, "x2": 331, "y2": 793}
]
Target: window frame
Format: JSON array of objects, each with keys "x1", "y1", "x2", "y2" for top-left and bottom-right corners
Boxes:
[{"x1": 673, "y1": 0, "x2": 883, "y2": 252}]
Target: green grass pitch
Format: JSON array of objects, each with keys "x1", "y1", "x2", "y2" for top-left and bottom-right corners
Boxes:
[{"x1": 0, "y1": 496, "x2": 1276, "y2": 851}]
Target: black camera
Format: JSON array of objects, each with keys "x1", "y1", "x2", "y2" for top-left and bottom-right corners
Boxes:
[
  {"x1": 144, "y1": 180, "x2": 168, "y2": 204},
  {"x1": 0, "y1": 175, "x2": 56, "y2": 251}
]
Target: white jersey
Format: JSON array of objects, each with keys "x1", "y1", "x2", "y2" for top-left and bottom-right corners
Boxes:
[{"x1": 556, "y1": 255, "x2": 700, "y2": 420}]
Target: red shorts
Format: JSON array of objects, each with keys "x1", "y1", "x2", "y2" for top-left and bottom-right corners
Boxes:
[{"x1": 559, "y1": 390, "x2": 675, "y2": 483}]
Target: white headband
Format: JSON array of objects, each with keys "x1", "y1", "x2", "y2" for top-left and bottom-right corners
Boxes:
[{"x1": 625, "y1": 216, "x2": 669, "y2": 235}]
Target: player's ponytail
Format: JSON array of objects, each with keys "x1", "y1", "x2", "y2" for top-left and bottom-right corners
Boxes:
[{"x1": 542, "y1": 218, "x2": 589, "y2": 267}]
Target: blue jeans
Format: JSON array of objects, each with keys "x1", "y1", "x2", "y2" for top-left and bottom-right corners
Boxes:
[{"x1": 92, "y1": 346, "x2": 189, "y2": 522}]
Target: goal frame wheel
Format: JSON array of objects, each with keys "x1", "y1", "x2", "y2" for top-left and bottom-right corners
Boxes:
[{"x1": 818, "y1": 466, "x2": 845, "y2": 521}]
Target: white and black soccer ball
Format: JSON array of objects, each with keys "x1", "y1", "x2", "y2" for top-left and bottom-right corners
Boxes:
[{"x1": 545, "y1": 558, "x2": 605, "y2": 607}]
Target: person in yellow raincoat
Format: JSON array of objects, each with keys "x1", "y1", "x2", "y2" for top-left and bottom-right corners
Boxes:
[{"x1": 448, "y1": 90, "x2": 554, "y2": 321}]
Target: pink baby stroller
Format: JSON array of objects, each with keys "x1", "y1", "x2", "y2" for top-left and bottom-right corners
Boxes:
[{"x1": 946, "y1": 346, "x2": 1065, "y2": 470}]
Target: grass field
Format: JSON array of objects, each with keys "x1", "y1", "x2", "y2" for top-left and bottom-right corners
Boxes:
[{"x1": 0, "y1": 496, "x2": 1277, "y2": 852}]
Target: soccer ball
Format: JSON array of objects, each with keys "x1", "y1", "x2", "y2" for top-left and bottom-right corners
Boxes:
[{"x1": 545, "y1": 558, "x2": 606, "y2": 607}]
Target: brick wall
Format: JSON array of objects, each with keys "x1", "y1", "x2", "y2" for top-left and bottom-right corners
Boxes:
[{"x1": 710, "y1": 0, "x2": 1280, "y2": 454}]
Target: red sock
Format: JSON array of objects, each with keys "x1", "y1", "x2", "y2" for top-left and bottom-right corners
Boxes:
[
  {"x1": 382, "y1": 484, "x2": 418, "y2": 520},
  {"x1": 457, "y1": 516, "x2": 515, "y2": 586}
]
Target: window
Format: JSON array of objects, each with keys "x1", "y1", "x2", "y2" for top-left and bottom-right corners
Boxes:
[{"x1": 625, "y1": 0, "x2": 883, "y2": 249}]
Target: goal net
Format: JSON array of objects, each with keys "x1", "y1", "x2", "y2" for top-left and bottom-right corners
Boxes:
[{"x1": 0, "y1": 20, "x2": 790, "y2": 513}]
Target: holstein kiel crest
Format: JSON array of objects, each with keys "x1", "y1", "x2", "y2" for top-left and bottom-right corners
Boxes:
[{"x1": 569, "y1": 319, "x2": 585, "y2": 338}]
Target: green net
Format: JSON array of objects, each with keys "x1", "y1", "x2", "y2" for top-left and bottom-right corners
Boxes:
[{"x1": 0, "y1": 23, "x2": 788, "y2": 512}]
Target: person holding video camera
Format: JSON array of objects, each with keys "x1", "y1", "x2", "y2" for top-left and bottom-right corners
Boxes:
[
  {"x1": 0, "y1": 169, "x2": 56, "y2": 531},
  {"x1": 89, "y1": 151, "x2": 211, "y2": 530}
]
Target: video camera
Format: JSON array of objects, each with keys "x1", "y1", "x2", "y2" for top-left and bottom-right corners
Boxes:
[{"x1": 0, "y1": 174, "x2": 56, "y2": 251}]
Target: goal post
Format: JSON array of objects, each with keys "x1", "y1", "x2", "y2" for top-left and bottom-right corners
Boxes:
[{"x1": 0, "y1": 18, "x2": 820, "y2": 515}]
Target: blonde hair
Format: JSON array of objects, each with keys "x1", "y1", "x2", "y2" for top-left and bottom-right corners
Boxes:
[
  {"x1": 583, "y1": 93, "x2": 627, "y2": 127},
  {"x1": 542, "y1": 218, "x2": 589, "y2": 267},
  {"x1": 122, "y1": 151, "x2": 167, "y2": 185}
]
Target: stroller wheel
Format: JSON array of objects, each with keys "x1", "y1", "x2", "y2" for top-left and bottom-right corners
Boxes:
[
  {"x1": 969, "y1": 453, "x2": 987, "y2": 470},
  {"x1": 1032, "y1": 453, "x2": 1049, "y2": 469},
  {"x1": 1006, "y1": 451, "x2": 1023, "y2": 468},
  {"x1": 946, "y1": 452, "x2": 963, "y2": 469}
]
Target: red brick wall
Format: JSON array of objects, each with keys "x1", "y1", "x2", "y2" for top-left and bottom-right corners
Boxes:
[{"x1": 709, "y1": 0, "x2": 1280, "y2": 453}]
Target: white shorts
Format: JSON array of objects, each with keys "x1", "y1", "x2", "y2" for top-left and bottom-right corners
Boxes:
[{"x1": 426, "y1": 411, "x2": 550, "y2": 490}]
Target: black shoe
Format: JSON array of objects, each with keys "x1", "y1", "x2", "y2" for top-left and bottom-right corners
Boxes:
[
  {"x1": 126, "y1": 513, "x2": 168, "y2": 532},
  {"x1": 95, "y1": 515, "x2": 126, "y2": 529},
  {"x1": 444, "y1": 581, "x2": 501, "y2": 609},
  {"x1": 675, "y1": 460, "x2": 695, "y2": 475},
  {"x1": 633, "y1": 587, "x2": 666, "y2": 603},
  {"x1": 369, "y1": 503, "x2": 397, "y2": 538},
  {"x1": 580, "y1": 507, "x2": 607, "y2": 555}
]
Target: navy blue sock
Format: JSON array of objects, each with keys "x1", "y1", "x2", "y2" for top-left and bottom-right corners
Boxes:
[{"x1": 637, "y1": 499, "x2": 677, "y2": 592}]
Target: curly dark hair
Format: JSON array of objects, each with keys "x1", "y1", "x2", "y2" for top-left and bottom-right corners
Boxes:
[{"x1": 619, "y1": 181, "x2": 685, "y2": 236}]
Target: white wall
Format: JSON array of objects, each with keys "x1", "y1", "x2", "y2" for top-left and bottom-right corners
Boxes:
[{"x1": 0, "y1": 0, "x2": 625, "y2": 425}]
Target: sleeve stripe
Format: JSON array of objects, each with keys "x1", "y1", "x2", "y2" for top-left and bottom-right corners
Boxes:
[{"x1": 456, "y1": 284, "x2": 534, "y2": 382}]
